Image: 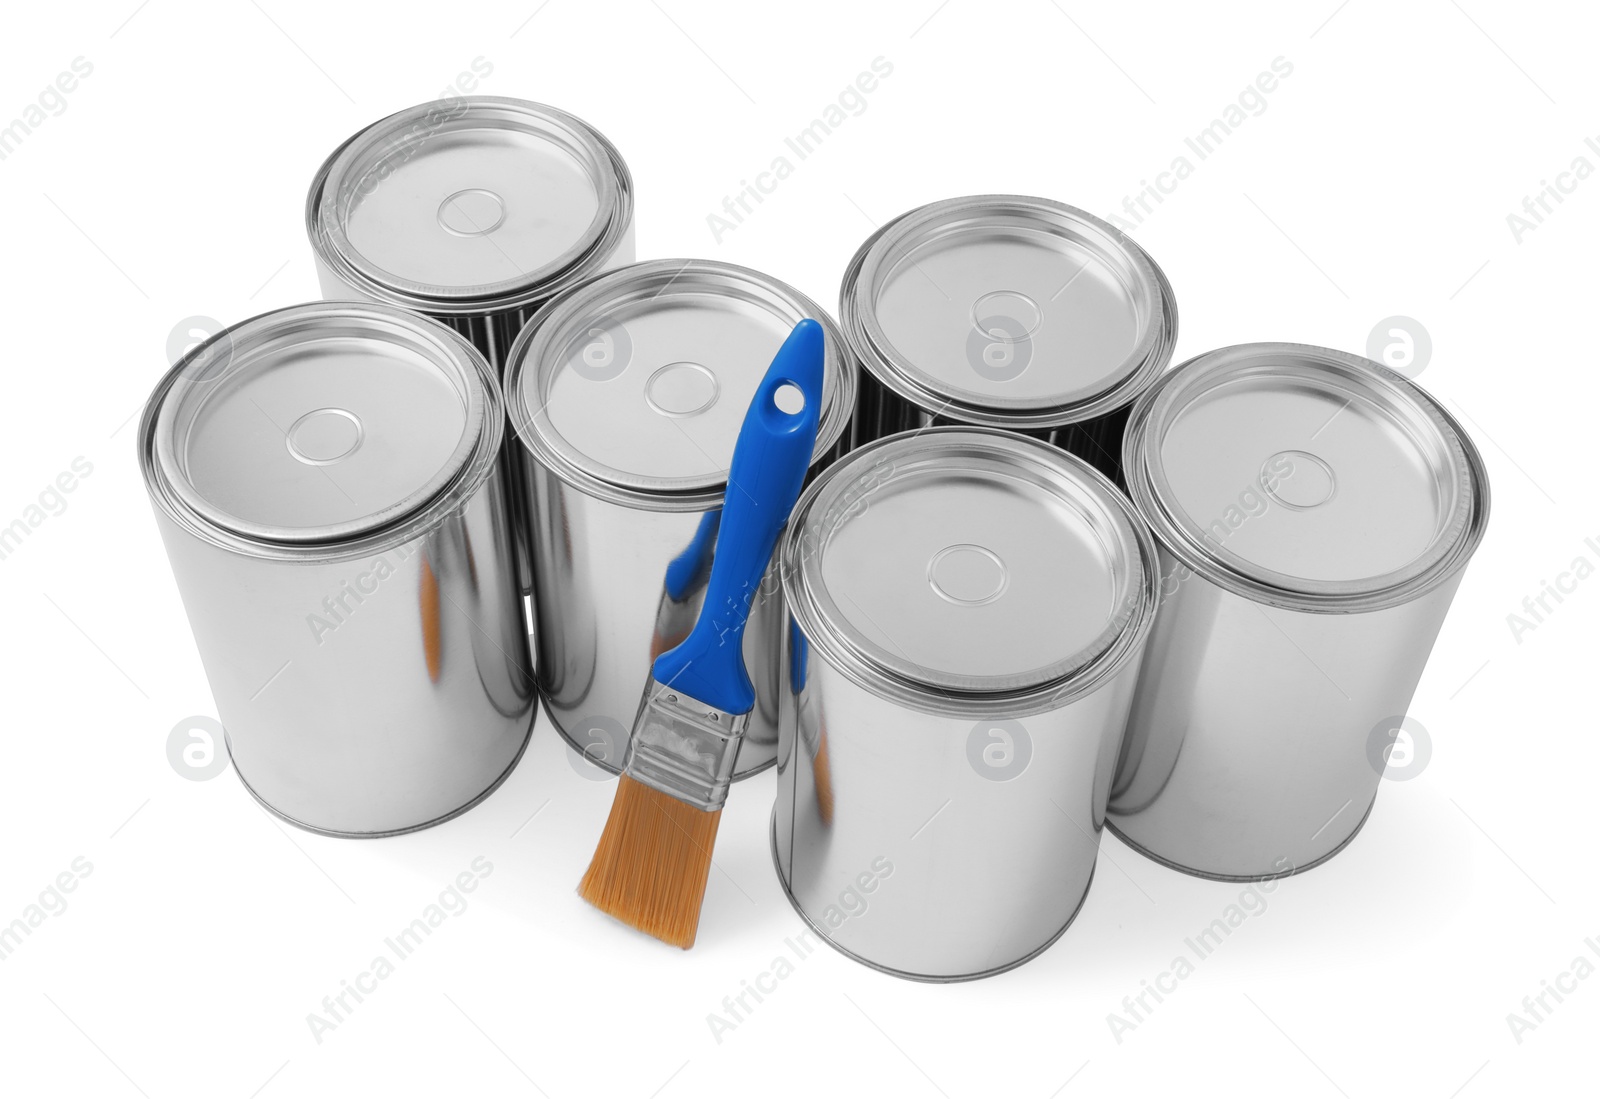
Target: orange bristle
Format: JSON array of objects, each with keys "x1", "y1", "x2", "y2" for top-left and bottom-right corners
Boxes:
[
  {"x1": 648, "y1": 627, "x2": 691, "y2": 662},
  {"x1": 579, "y1": 775, "x2": 722, "y2": 949},
  {"x1": 813, "y1": 727, "x2": 834, "y2": 825},
  {"x1": 419, "y1": 554, "x2": 442, "y2": 683}
]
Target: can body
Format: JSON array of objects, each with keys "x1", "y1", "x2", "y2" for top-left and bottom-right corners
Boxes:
[
  {"x1": 772, "y1": 428, "x2": 1158, "y2": 980},
  {"x1": 1113, "y1": 343, "x2": 1489, "y2": 879},
  {"x1": 851, "y1": 369, "x2": 1134, "y2": 484},
  {"x1": 153, "y1": 473, "x2": 533, "y2": 835},
  {"x1": 141, "y1": 302, "x2": 535, "y2": 836},
  {"x1": 524, "y1": 462, "x2": 789, "y2": 776},
  {"x1": 773, "y1": 623, "x2": 1146, "y2": 980},
  {"x1": 1108, "y1": 546, "x2": 1463, "y2": 879}
]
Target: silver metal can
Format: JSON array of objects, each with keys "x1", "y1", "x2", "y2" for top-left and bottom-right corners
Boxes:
[
  {"x1": 306, "y1": 96, "x2": 636, "y2": 594},
  {"x1": 1111, "y1": 343, "x2": 1490, "y2": 879},
  {"x1": 840, "y1": 195, "x2": 1177, "y2": 483},
  {"x1": 774, "y1": 428, "x2": 1158, "y2": 980},
  {"x1": 503, "y1": 259, "x2": 858, "y2": 780},
  {"x1": 306, "y1": 96, "x2": 634, "y2": 359},
  {"x1": 139, "y1": 303, "x2": 534, "y2": 836}
]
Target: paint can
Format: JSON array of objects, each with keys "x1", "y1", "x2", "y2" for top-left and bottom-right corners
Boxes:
[
  {"x1": 1111, "y1": 343, "x2": 1490, "y2": 878},
  {"x1": 306, "y1": 96, "x2": 636, "y2": 595},
  {"x1": 140, "y1": 302, "x2": 534, "y2": 835},
  {"x1": 840, "y1": 195, "x2": 1177, "y2": 483},
  {"x1": 503, "y1": 259, "x2": 857, "y2": 779},
  {"x1": 774, "y1": 427, "x2": 1158, "y2": 979}
]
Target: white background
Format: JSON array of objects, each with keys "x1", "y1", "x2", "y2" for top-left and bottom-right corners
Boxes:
[{"x1": 1, "y1": 1, "x2": 1594, "y2": 1096}]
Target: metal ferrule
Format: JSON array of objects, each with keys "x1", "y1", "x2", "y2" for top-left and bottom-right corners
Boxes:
[{"x1": 622, "y1": 684, "x2": 749, "y2": 812}]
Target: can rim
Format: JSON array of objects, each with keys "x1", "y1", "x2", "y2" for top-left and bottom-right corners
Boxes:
[
  {"x1": 503, "y1": 258, "x2": 858, "y2": 510},
  {"x1": 140, "y1": 302, "x2": 505, "y2": 559},
  {"x1": 841, "y1": 195, "x2": 1178, "y2": 429},
  {"x1": 305, "y1": 96, "x2": 634, "y2": 317},
  {"x1": 1123, "y1": 342, "x2": 1491, "y2": 612},
  {"x1": 781, "y1": 427, "x2": 1159, "y2": 717}
]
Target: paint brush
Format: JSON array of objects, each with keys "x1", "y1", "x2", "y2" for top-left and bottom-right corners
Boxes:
[{"x1": 579, "y1": 319, "x2": 825, "y2": 948}]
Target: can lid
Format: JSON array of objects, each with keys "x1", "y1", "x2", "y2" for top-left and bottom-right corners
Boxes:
[
  {"x1": 1125, "y1": 343, "x2": 1489, "y2": 609},
  {"x1": 784, "y1": 429, "x2": 1154, "y2": 696},
  {"x1": 148, "y1": 303, "x2": 493, "y2": 544},
  {"x1": 308, "y1": 97, "x2": 632, "y2": 313},
  {"x1": 505, "y1": 259, "x2": 856, "y2": 501},
  {"x1": 843, "y1": 196, "x2": 1177, "y2": 428}
]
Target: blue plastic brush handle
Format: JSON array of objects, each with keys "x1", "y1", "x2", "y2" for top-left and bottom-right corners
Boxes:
[
  {"x1": 663, "y1": 508, "x2": 722, "y2": 602},
  {"x1": 788, "y1": 617, "x2": 809, "y2": 695},
  {"x1": 650, "y1": 319, "x2": 826, "y2": 715}
]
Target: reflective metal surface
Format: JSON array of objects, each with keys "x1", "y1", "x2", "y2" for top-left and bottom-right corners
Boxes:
[
  {"x1": 506, "y1": 260, "x2": 857, "y2": 778},
  {"x1": 523, "y1": 468, "x2": 789, "y2": 780},
  {"x1": 141, "y1": 304, "x2": 535, "y2": 836},
  {"x1": 152, "y1": 307, "x2": 484, "y2": 543},
  {"x1": 306, "y1": 96, "x2": 634, "y2": 315},
  {"x1": 795, "y1": 431, "x2": 1141, "y2": 694},
  {"x1": 775, "y1": 429, "x2": 1157, "y2": 980},
  {"x1": 306, "y1": 96, "x2": 637, "y2": 599},
  {"x1": 510, "y1": 259, "x2": 856, "y2": 496},
  {"x1": 1111, "y1": 344, "x2": 1490, "y2": 878},
  {"x1": 841, "y1": 196, "x2": 1177, "y2": 482}
]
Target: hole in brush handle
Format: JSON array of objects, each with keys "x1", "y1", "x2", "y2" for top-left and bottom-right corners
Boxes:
[
  {"x1": 773, "y1": 382, "x2": 806, "y2": 415},
  {"x1": 753, "y1": 376, "x2": 812, "y2": 432}
]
